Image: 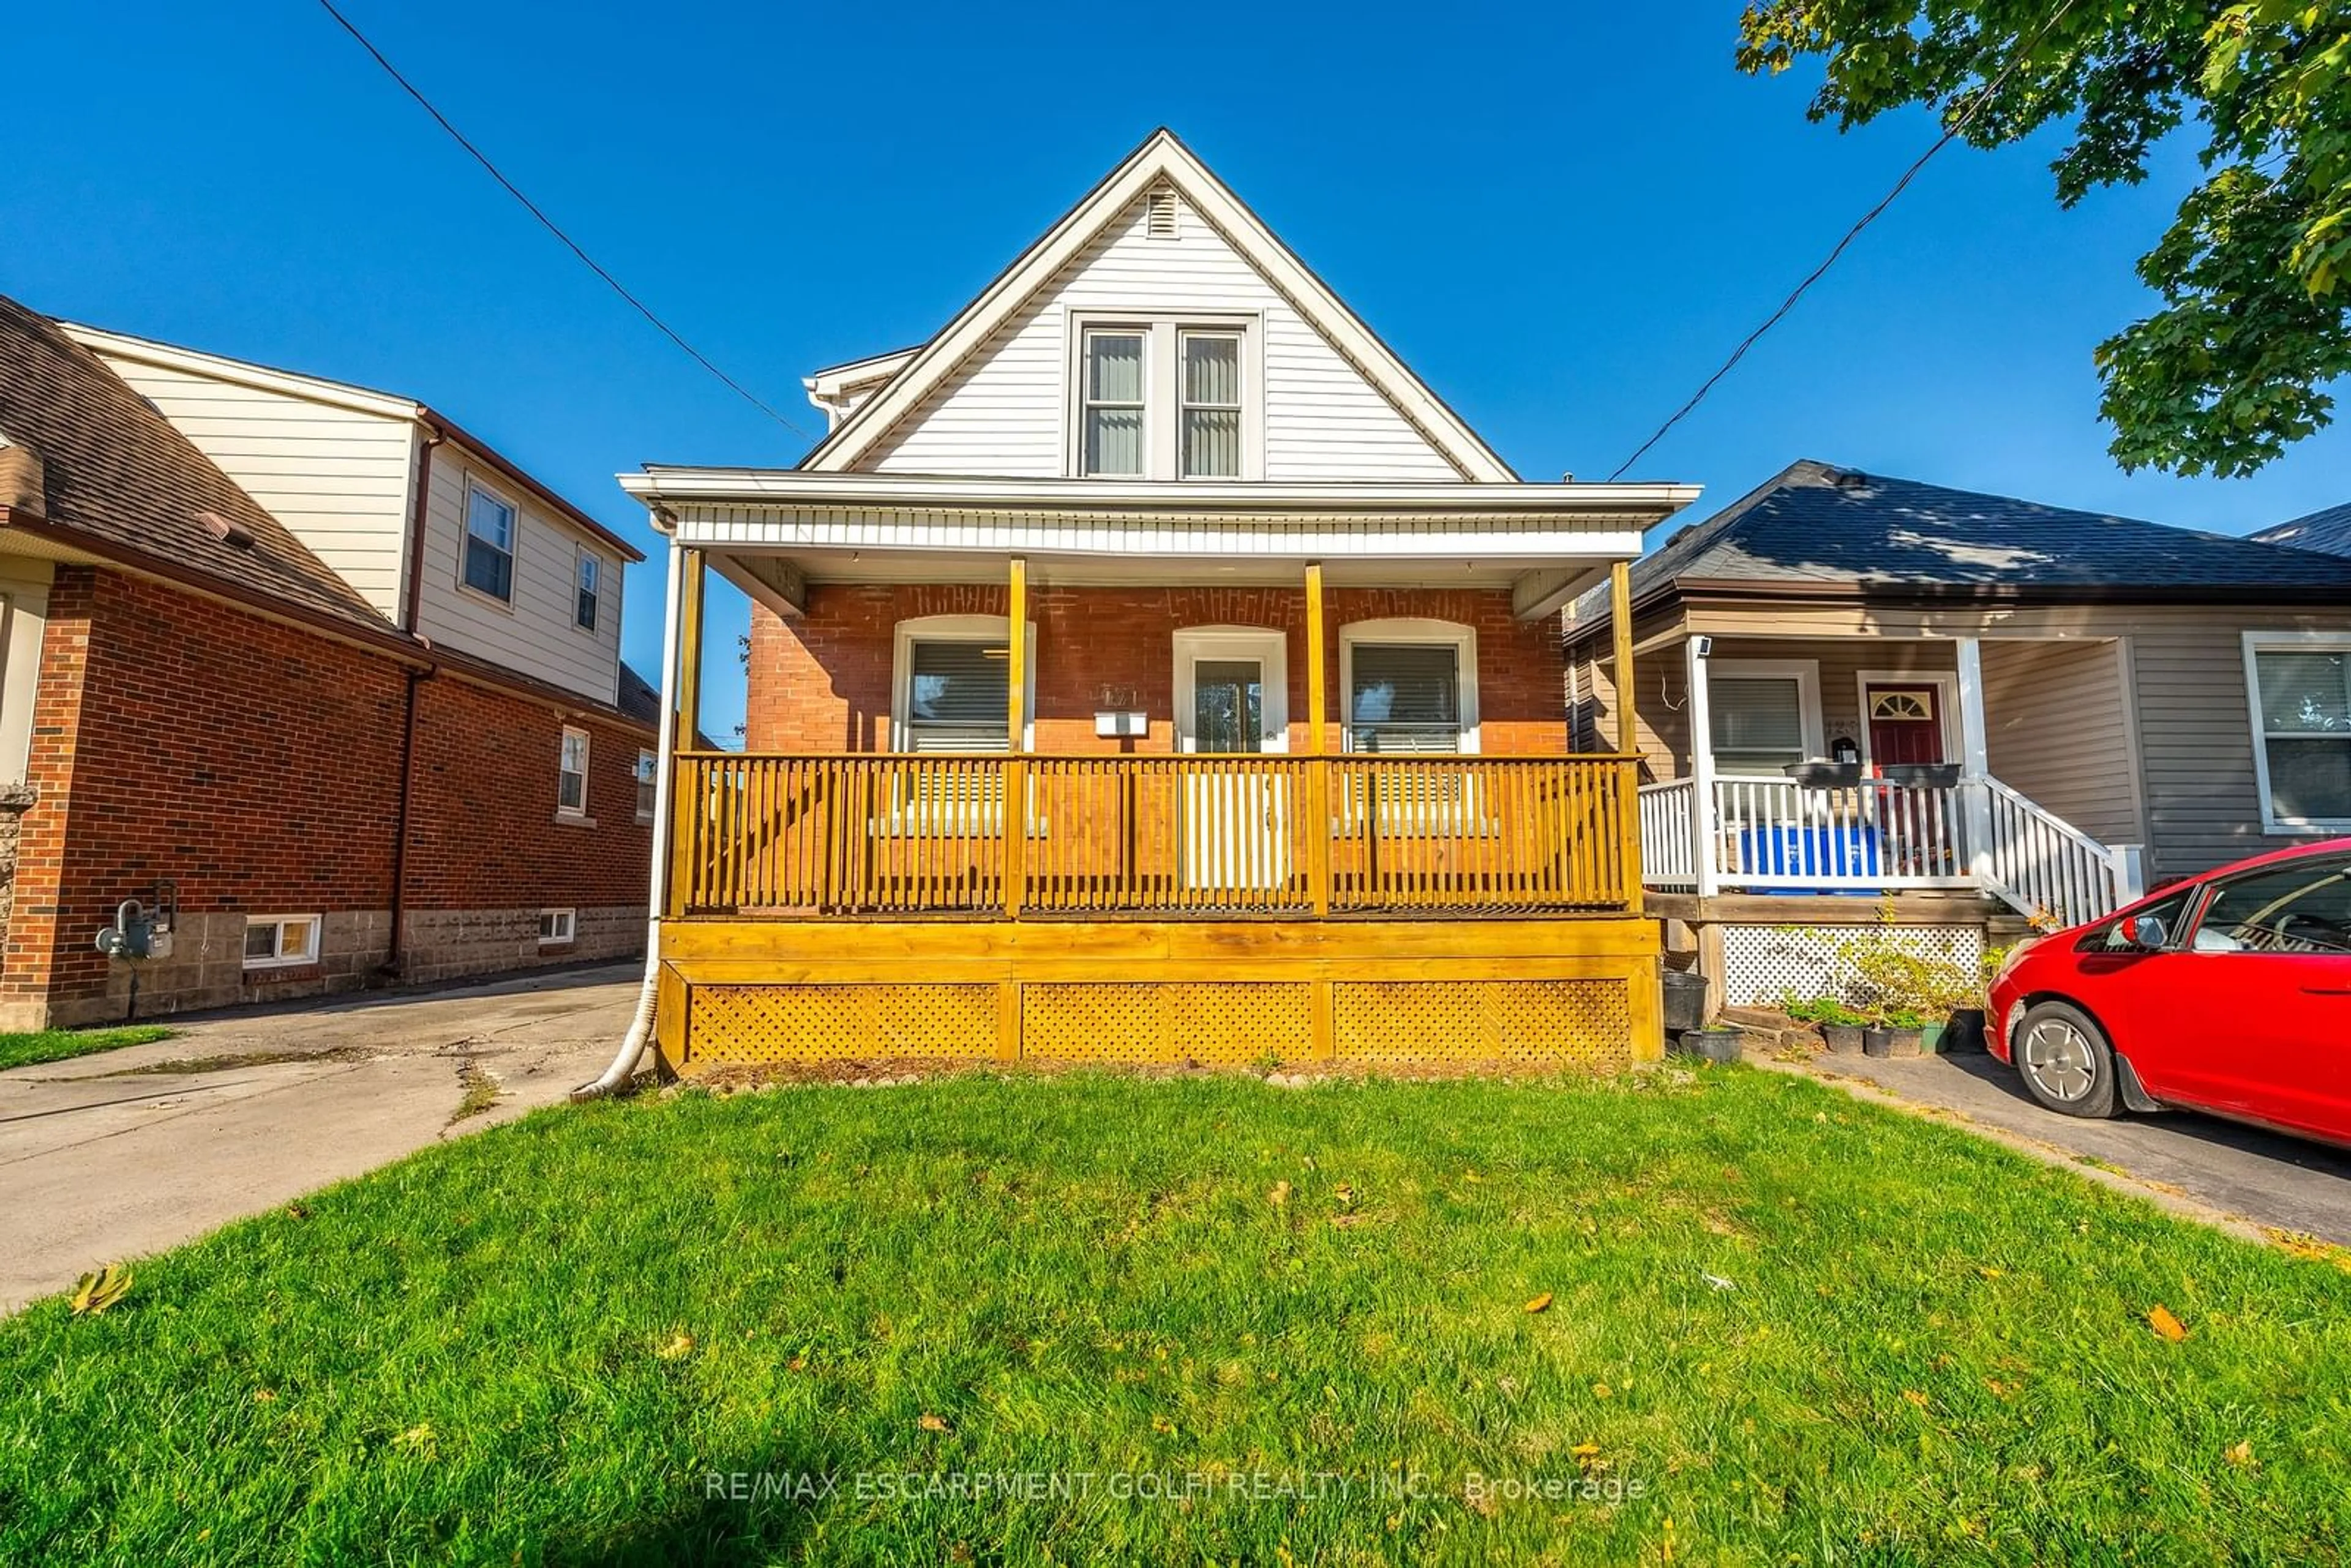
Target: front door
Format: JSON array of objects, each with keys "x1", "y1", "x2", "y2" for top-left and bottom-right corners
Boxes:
[
  {"x1": 1174, "y1": 631, "x2": 1290, "y2": 892},
  {"x1": 1865, "y1": 685, "x2": 1946, "y2": 770}
]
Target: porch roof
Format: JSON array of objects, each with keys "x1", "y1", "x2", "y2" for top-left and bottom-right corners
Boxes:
[{"x1": 620, "y1": 467, "x2": 1699, "y2": 617}]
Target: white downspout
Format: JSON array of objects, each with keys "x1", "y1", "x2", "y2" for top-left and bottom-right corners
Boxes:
[{"x1": 572, "y1": 533, "x2": 686, "y2": 1101}]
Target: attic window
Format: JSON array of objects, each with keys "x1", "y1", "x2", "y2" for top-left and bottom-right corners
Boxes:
[{"x1": 1146, "y1": 186, "x2": 1179, "y2": 239}]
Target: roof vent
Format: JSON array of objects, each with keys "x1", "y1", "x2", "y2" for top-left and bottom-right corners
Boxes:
[
  {"x1": 1831, "y1": 468, "x2": 1869, "y2": 490},
  {"x1": 1146, "y1": 184, "x2": 1179, "y2": 239},
  {"x1": 197, "y1": 510, "x2": 257, "y2": 551}
]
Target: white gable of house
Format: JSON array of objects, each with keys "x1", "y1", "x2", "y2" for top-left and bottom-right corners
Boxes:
[{"x1": 812, "y1": 132, "x2": 1512, "y2": 484}]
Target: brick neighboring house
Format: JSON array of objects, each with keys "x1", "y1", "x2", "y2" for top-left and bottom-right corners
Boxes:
[{"x1": 0, "y1": 294, "x2": 658, "y2": 1028}]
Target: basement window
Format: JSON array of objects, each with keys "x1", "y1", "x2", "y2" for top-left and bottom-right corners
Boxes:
[
  {"x1": 538, "y1": 907, "x2": 577, "y2": 945},
  {"x1": 558, "y1": 726, "x2": 591, "y2": 817},
  {"x1": 243, "y1": 914, "x2": 320, "y2": 970}
]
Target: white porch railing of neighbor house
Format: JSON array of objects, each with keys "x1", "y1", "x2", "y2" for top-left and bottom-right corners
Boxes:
[{"x1": 1636, "y1": 773, "x2": 2144, "y2": 928}]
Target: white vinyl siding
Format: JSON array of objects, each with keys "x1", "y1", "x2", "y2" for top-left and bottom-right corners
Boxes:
[
  {"x1": 861, "y1": 190, "x2": 1463, "y2": 481},
  {"x1": 414, "y1": 444, "x2": 624, "y2": 704},
  {"x1": 82, "y1": 351, "x2": 415, "y2": 617}
]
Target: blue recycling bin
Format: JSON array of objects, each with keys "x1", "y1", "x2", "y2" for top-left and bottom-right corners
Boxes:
[{"x1": 1738, "y1": 822, "x2": 1881, "y2": 894}]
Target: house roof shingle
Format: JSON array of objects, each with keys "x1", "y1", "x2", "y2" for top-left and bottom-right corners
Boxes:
[
  {"x1": 0, "y1": 294, "x2": 395, "y2": 636},
  {"x1": 1621, "y1": 459, "x2": 2351, "y2": 606},
  {"x1": 2252, "y1": 500, "x2": 2351, "y2": 559}
]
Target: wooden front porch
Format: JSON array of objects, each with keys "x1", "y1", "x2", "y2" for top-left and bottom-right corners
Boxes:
[{"x1": 654, "y1": 749, "x2": 1661, "y2": 1075}]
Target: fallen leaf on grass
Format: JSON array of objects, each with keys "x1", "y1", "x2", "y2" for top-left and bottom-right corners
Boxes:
[
  {"x1": 2226, "y1": 1440, "x2": 2256, "y2": 1468},
  {"x1": 2148, "y1": 1305, "x2": 2189, "y2": 1343},
  {"x1": 1570, "y1": 1442, "x2": 1600, "y2": 1459},
  {"x1": 69, "y1": 1264, "x2": 131, "y2": 1316},
  {"x1": 392, "y1": 1423, "x2": 436, "y2": 1457},
  {"x1": 656, "y1": 1334, "x2": 696, "y2": 1360},
  {"x1": 1333, "y1": 1182, "x2": 1357, "y2": 1209},
  {"x1": 1524, "y1": 1292, "x2": 1553, "y2": 1315},
  {"x1": 1592, "y1": 1382, "x2": 1613, "y2": 1399},
  {"x1": 918, "y1": 1413, "x2": 953, "y2": 1433},
  {"x1": 252, "y1": 1389, "x2": 277, "y2": 1403},
  {"x1": 1701, "y1": 1272, "x2": 1737, "y2": 1292},
  {"x1": 1268, "y1": 1181, "x2": 1291, "y2": 1207},
  {"x1": 1902, "y1": 1389, "x2": 1930, "y2": 1411}
]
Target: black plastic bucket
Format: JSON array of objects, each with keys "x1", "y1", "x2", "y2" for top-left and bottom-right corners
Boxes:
[{"x1": 1661, "y1": 969, "x2": 1708, "y2": 1037}]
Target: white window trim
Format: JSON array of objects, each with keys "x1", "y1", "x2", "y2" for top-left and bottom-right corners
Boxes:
[
  {"x1": 1171, "y1": 627, "x2": 1289, "y2": 754},
  {"x1": 1338, "y1": 618, "x2": 1480, "y2": 754},
  {"x1": 557, "y1": 724, "x2": 592, "y2": 820},
  {"x1": 890, "y1": 614, "x2": 1038, "y2": 752},
  {"x1": 1852, "y1": 668, "x2": 1961, "y2": 771},
  {"x1": 242, "y1": 913, "x2": 321, "y2": 970},
  {"x1": 1063, "y1": 309, "x2": 1265, "y2": 482},
  {"x1": 538, "y1": 907, "x2": 578, "y2": 945},
  {"x1": 574, "y1": 547, "x2": 603, "y2": 635},
  {"x1": 459, "y1": 473, "x2": 520, "y2": 612},
  {"x1": 635, "y1": 748, "x2": 658, "y2": 824},
  {"x1": 2241, "y1": 631, "x2": 2351, "y2": 835},
  {"x1": 1703, "y1": 658, "x2": 1824, "y2": 776}
]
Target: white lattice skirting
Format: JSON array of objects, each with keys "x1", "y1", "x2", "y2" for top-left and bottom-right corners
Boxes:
[{"x1": 1719, "y1": 924, "x2": 1984, "y2": 1008}]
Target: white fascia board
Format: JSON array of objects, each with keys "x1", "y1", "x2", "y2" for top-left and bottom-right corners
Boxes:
[
  {"x1": 59, "y1": 323, "x2": 424, "y2": 423},
  {"x1": 801, "y1": 348, "x2": 921, "y2": 399},
  {"x1": 667, "y1": 512, "x2": 1648, "y2": 564},
  {"x1": 620, "y1": 467, "x2": 1700, "y2": 520}
]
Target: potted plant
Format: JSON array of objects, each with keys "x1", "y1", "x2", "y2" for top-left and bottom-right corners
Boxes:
[
  {"x1": 1676, "y1": 1019, "x2": 1744, "y2": 1064},
  {"x1": 1861, "y1": 1013, "x2": 1894, "y2": 1057},
  {"x1": 1881, "y1": 1009, "x2": 1928, "y2": 1057},
  {"x1": 1815, "y1": 999, "x2": 1868, "y2": 1055}
]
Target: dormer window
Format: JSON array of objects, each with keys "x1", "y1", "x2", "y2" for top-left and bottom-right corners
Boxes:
[{"x1": 1070, "y1": 315, "x2": 1258, "y2": 480}]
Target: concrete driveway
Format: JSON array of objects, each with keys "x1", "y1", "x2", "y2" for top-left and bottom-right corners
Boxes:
[
  {"x1": 1794, "y1": 1046, "x2": 2351, "y2": 1247},
  {"x1": 0, "y1": 964, "x2": 641, "y2": 1312}
]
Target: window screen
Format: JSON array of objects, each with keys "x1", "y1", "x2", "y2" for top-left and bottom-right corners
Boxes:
[
  {"x1": 1349, "y1": 644, "x2": 1461, "y2": 753},
  {"x1": 2252, "y1": 648, "x2": 2351, "y2": 823},
  {"x1": 906, "y1": 640, "x2": 1011, "y2": 751},
  {"x1": 1710, "y1": 678, "x2": 1805, "y2": 773}
]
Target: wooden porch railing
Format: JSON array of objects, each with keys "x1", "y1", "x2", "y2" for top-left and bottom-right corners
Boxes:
[{"x1": 670, "y1": 751, "x2": 1639, "y2": 919}]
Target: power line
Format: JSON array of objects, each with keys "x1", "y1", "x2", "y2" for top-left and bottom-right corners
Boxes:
[
  {"x1": 1609, "y1": 0, "x2": 2079, "y2": 481},
  {"x1": 315, "y1": 0, "x2": 812, "y2": 442}
]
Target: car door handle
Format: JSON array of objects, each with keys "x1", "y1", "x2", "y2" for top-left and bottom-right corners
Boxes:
[{"x1": 2303, "y1": 986, "x2": 2351, "y2": 996}]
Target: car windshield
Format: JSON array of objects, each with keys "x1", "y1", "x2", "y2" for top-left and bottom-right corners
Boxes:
[{"x1": 2189, "y1": 858, "x2": 2351, "y2": 955}]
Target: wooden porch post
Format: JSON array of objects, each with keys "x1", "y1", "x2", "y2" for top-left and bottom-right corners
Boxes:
[
  {"x1": 1004, "y1": 556, "x2": 1027, "y2": 920},
  {"x1": 1686, "y1": 634, "x2": 1719, "y2": 899},
  {"x1": 1610, "y1": 561, "x2": 1643, "y2": 915},
  {"x1": 1305, "y1": 561, "x2": 1332, "y2": 920},
  {"x1": 667, "y1": 548, "x2": 707, "y2": 919},
  {"x1": 677, "y1": 548, "x2": 707, "y2": 744},
  {"x1": 1955, "y1": 636, "x2": 1995, "y2": 888}
]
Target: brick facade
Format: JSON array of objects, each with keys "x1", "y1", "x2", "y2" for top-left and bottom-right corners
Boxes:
[
  {"x1": 0, "y1": 568, "x2": 652, "y2": 1029},
  {"x1": 747, "y1": 583, "x2": 1570, "y2": 755}
]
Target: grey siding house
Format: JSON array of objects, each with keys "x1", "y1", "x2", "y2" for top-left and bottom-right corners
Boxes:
[{"x1": 1565, "y1": 460, "x2": 2351, "y2": 1010}]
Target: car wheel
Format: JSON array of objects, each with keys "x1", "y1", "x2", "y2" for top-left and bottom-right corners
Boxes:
[{"x1": 2012, "y1": 1000, "x2": 2119, "y2": 1119}]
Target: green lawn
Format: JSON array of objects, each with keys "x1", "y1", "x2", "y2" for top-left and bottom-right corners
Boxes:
[
  {"x1": 0, "y1": 1023, "x2": 173, "y2": 1072},
  {"x1": 3, "y1": 1068, "x2": 2347, "y2": 1564}
]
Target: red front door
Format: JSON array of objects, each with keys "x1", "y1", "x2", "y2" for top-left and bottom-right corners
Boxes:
[{"x1": 1865, "y1": 685, "x2": 1944, "y2": 770}]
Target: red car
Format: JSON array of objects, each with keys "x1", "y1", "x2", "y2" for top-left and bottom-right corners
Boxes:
[{"x1": 1989, "y1": 838, "x2": 2351, "y2": 1142}]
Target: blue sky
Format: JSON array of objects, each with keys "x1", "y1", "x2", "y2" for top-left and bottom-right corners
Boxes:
[{"x1": 10, "y1": 2, "x2": 2346, "y2": 735}]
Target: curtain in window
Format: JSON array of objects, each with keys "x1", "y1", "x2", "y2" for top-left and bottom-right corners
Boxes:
[
  {"x1": 1082, "y1": 332, "x2": 1144, "y2": 476},
  {"x1": 2254, "y1": 650, "x2": 2351, "y2": 821},
  {"x1": 1709, "y1": 677, "x2": 1805, "y2": 773},
  {"x1": 1349, "y1": 644, "x2": 1461, "y2": 752},
  {"x1": 1181, "y1": 334, "x2": 1240, "y2": 478},
  {"x1": 907, "y1": 640, "x2": 1011, "y2": 751}
]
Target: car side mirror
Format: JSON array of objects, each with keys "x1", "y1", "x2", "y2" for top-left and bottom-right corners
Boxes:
[{"x1": 2120, "y1": 913, "x2": 2168, "y2": 951}]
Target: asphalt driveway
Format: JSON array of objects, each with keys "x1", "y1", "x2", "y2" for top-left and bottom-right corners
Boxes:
[
  {"x1": 0, "y1": 964, "x2": 642, "y2": 1311},
  {"x1": 1796, "y1": 1045, "x2": 2351, "y2": 1247}
]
